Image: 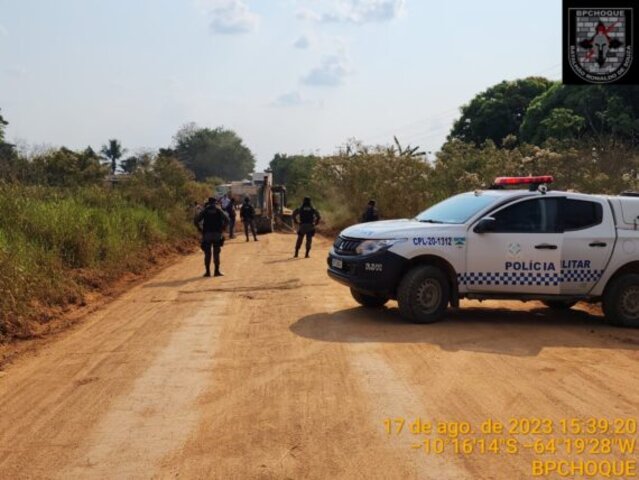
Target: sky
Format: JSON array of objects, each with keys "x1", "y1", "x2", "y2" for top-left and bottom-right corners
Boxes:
[{"x1": 0, "y1": 0, "x2": 562, "y2": 170}]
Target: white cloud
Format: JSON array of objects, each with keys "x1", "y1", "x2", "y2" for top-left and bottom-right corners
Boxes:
[
  {"x1": 301, "y1": 54, "x2": 350, "y2": 87},
  {"x1": 271, "y1": 91, "x2": 323, "y2": 108},
  {"x1": 347, "y1": 0, "x2": 405, "y2": 23},
  {"x1": 299, "y1": 0, "x2": 405, "y2": 25},
  {"x1": 200, "y1": 0, "x2": 258, "y2": 34},
  {"x1": 272, "y1": 91, "x2": 306, "y2": 107},
  {"x1": 293, "y1": 34, "x2": 312, "y2": 49}
]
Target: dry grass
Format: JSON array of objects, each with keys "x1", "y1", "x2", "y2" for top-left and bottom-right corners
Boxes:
[{"x1": 0, "y1": 184, "x2": 196, "y2": 341}]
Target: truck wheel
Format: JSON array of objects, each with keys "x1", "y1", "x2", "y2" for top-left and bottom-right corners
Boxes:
[
  {"x1": 397, "y1": 265, "x2": 450, "y2": 324},
  {"x1": 350, "y1": 289, "x2": 388, "y2": 308},
  {"x1": 603, "y1": 274, "x2": 639, "y2": 328},
  {"x1": 542, "y1": 300, "x2": 577, "y2": 310}
]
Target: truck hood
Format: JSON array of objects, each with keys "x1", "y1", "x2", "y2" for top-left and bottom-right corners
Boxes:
[{"x1": 341, "y1": 219, "x2": 463, "y2": 239}]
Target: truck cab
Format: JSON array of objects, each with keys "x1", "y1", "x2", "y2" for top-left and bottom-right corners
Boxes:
[{"x1": 327, "y1": 176, "x2": 639, "y2": 327}]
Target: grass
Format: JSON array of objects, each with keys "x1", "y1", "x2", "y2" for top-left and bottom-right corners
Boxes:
[{"x1": 0, "y1": 184, "x2": 195, "y2": 340}]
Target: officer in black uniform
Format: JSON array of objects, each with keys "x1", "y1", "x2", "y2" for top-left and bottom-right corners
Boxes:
[
  {"x1": 194, "y1": 197, "x2": 230, "y2": 277},
  {"x1": 240, "y1": 197, "x2": 258, "y2": 242},
  {"x1": 293, "y1": 197, "x2": 321, "y2": 258},
  {"x1": 225, "y1": 198, "x2": 237, "y2": 239},
  {"x1": 361, "y1": 199, "x2": 379, "y2": 222}
]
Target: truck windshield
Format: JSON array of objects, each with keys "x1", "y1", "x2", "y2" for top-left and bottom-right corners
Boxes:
[{"x1": 415, "y1": 193, "x2": 498, "y2": 224}]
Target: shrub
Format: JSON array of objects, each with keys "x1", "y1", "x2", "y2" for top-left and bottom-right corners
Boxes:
[
  {"x1": 310, "y1": 142, "x2": 433, "y2": 230},
  {"x1": 0, "y1": 181, "x2": 199, "y2": 341}
]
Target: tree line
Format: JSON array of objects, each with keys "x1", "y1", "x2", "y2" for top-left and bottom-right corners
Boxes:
[
  {"x1": 267, "y1": 80, "x2": 639, "y2": 228},
  {"x1": 2, "y1": 78, "x2": 639, "y2": 225},
  {"x1": 0, "y1": 115, "x2": 257, "y2": 188}
]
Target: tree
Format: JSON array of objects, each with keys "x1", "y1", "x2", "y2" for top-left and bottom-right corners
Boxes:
[
  {"x1": 520, "y1": 84, "x2": 639, "y2": 145},
  {"x1": 310, "y1": 141, "x2": 434, "y2": 227},
  {"x1": 174, "y1": 125, "x2": 255, "y2": 181},
  {"x1": 120, "y1": 152, "x2": 205, "y2": 210},
  {"x1": 0, "y1": 109, "x2": 23, "y2": 183},
  {"x1": 101, "y1": 139, "x2": 125, "y2": 174},
  {"x1": 448, "y1": 77, "x2": 554, "y2": 146},
  {"x1": 0, "y1": 109, "x2": 7, "y2": 143},
  {"x1": 29, "y1": 147, "x2": 108, "y2": 187},
  {"x1": 538, "y1": 108, "x2": 586, "y2": 141},
  {"x1": 390, "y1": 136, "x2": 426, "y2": 158},
  {"x1": 269, "y1": 153, "x2": 318, "y2": 197},
  {"x1": 121, "y1": 156, "x2": 139, "y2": 174}
]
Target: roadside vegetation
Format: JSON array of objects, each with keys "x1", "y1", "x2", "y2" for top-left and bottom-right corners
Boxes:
[
  {"x1": 0, "y1": 114, "x2": 213, "y2": 341},
  {"x1": 271, "y1": 80, "x2": 639, "y2": 230},
  {"x1": 2, "y1": 79, "x2": 639, "y2": 339}
]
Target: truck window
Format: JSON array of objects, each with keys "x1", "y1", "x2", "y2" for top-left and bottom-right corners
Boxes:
[
  {"x1": 562, "y1": 199, "x2": 603, "y2": 231},
  {"x1": 491, "y1": 198, "x2": 561, "y2": 233},
  {"x1": 415, "y1": 193, "x2": 498, "y2": 224}
]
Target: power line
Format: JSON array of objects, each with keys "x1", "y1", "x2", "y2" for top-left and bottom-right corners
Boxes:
[
  {"x1": 361, "y1": 107, "x2": 460, "y2": 145},
  {"x1": 357, "y1": 62, "x2": 564, "y2": 148}
]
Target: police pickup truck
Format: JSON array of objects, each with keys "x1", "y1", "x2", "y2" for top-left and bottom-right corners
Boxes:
[{"x1": 327, "y1": 176, "x2": 639, "y2": 327}]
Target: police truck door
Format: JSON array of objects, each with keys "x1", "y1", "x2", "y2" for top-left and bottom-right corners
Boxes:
[
  {"x1": 465, "y1": 197, "x2": 563, "y2": 294},
  {"x1": 559, "y1": 197, "x2": 614, "y2": 295}
]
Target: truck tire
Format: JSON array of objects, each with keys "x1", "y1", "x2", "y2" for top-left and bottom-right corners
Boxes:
[
  {"x1": 603, "y1": 274, "x2": 639, "y2": 328},
  {"x1": 542, "y1": 300, "x2": 577, "y2": 310},
  {"x1": 350, "y1": 288, "x2": 388, "y2": 308},
  {"x1": 397, "y1": 265, "x2": 450, "y2": 324}
]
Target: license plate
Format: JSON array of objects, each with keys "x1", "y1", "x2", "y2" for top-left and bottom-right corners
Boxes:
[{"x1": 331, "y1": 258, "x2": 343, "y2": 269}]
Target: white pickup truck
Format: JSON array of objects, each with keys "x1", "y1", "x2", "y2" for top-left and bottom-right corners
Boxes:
[{"x1": 327, "y1": 176, "x2": 639, "y2": 327}]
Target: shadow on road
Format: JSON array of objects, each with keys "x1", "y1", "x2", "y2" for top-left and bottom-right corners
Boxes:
[
  {"x1": 143, "y1": 277, "x2": 205, "y2": 289},
  {"x1": 290, "y1": 305, "x2": 639, "y2": 356},
  {"x1": 262, "y1": 258, "x2": 304, "y2": 265}
]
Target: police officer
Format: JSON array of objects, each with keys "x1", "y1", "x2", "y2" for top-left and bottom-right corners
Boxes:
[
  {"x1": 361, "y1": 199, "x2": 379, "y2": 223},
  {"x1": 194, "y1": 197, "x2": 229, "y2": 277},
  {"x1": 293, "y1": 197, "x2": 321, "y2": 258},
  {"x1": 225, "y1": 198, "x2": 237, "y2": 239},
  {"x1": 240, "y1": 197, "x2": 258, "y2": 242}
]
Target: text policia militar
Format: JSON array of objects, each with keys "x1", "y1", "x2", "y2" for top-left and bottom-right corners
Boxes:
[{"x1": 505, "y1": 260, "x2": 593, "y2": 272}]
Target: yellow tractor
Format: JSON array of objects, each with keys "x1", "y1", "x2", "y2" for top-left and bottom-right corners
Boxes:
[{"x1": 226, "y1": 172, "x2": 293, "y2": 234}]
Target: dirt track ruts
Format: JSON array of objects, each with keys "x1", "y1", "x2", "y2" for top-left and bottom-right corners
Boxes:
[{"x1": 0, "y1": 233, "x2": 638, "y2": 479}]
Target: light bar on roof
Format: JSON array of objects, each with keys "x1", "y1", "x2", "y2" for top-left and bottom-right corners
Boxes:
[{"x1": 493, "y1": 176, "x2": 554, "y2": 186}]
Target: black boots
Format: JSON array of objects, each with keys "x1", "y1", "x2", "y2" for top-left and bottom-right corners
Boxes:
[
  {"x1": 305, "y1": 250, "x2": 310, "y2": 258},
  {"x1": 204, "y1": 266, "x2": 222, "y2": 277}
]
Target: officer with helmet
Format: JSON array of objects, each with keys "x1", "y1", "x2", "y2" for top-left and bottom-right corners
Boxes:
[
  {"x1": 293, "y1": 197, "x2": 321, "y2": 258},
  {"x1": 194, "y1": 197, "x2": 230, "y2": 277}
]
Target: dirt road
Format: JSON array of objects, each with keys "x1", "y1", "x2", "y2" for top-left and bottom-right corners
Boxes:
[{"x1": 0, "y1": 233, "x2": 638, "y2": 479}]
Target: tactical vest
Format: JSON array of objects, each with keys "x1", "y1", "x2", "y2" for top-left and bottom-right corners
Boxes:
[
  {"x1": 202, "y1": 206, "x2": 225, "y2": 233},
  {"x1": 241, "y1": 204, "x2": 255, "y2": 219},
  {"x1": 299, "y1": 206, "x2": 316, "y2": 224}
]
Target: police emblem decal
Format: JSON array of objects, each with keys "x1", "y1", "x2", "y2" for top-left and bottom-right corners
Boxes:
[
  {"x1": 564, "y1": 2, "x2": 635, "y2": 84},
  {"x1": 507, "y1": 243, "x2": 522, "y2": 257}
]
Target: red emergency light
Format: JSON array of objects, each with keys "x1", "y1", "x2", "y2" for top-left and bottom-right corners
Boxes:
[{"x1": 493, "y1": 175, "x2": 554, "y2": 186}]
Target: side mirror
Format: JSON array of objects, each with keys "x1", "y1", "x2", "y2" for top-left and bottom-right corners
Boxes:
[{"x1": 474, "y1": 217, "x2": 496, "y2": 234}]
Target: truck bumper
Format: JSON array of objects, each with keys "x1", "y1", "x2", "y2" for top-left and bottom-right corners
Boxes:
[{"x1": 326, "y1": 249, "x2": 406, "y2": 297}]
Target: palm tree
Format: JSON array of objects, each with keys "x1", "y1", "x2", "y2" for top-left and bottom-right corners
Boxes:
[
  {"x1": 392, "y1": 136, "x2": 426, "y2": 159},
  {"x1": 101, "y1": 139, "x2": 125, "y2": 174}
]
